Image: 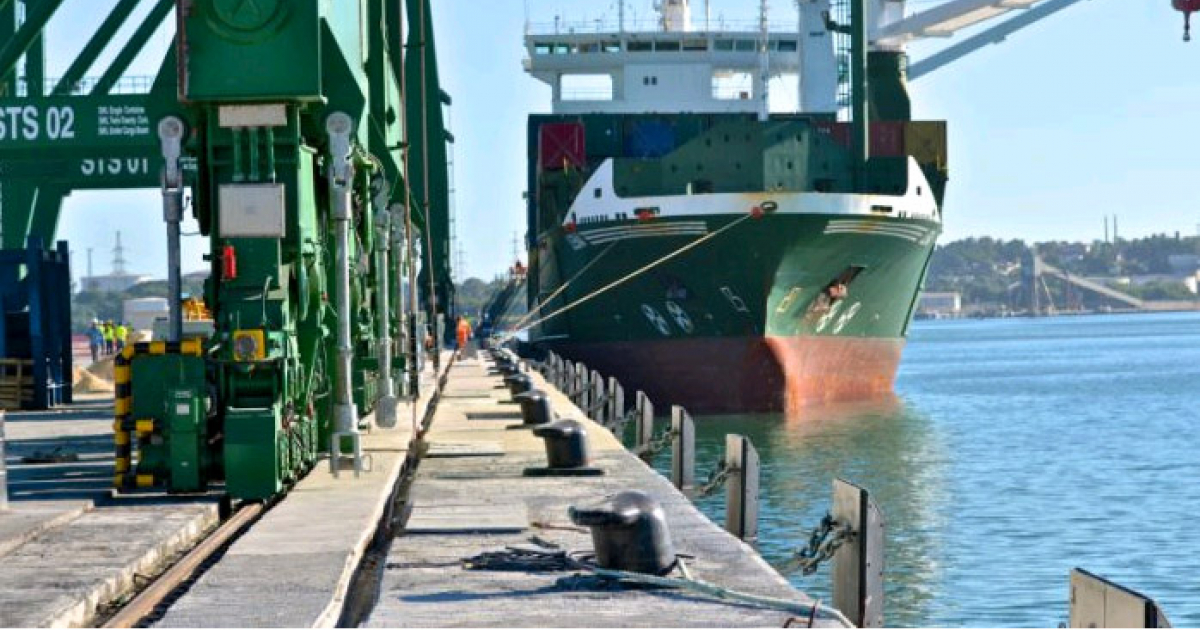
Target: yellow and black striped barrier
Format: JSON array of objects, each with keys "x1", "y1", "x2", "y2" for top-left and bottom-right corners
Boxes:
[{"x1": 113, "y1": 339, "x2": 203, "y2": 490}]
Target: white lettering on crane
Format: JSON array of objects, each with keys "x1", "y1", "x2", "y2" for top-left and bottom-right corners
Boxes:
[{"x1": 0, "y1": 105, "x2": 76, "y2": 141}]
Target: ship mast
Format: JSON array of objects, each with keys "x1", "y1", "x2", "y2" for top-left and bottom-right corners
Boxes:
[{"x1": 758, "y1": 0, "x2": 770, "y2": 121}]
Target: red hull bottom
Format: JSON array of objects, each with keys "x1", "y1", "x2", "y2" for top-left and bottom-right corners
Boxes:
[{"x1": 546, "y1": 335, "x2": 904, "y2": 415}]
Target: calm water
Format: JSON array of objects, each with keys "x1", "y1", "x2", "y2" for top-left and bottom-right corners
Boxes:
[{"x1": 652, "y1": 312, "x2": 1200, "y2": 627}]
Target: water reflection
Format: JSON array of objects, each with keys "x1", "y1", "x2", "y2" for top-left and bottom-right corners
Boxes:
[{"x1": 653, "y1": 398, "x2": 949, "y2": 627}]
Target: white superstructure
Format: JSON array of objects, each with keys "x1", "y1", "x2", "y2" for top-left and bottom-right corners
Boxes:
[
  {"x1": 524, "y1": 0, "x2": 1087, "y2": 116},
  {"x1": 524, "y1": 0, "x2": 827, "y2": 117}
]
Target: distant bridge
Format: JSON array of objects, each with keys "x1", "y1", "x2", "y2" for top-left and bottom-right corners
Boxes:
[{"x1": 1018, "y1": 250, "x2": 1145, "y2": 315}]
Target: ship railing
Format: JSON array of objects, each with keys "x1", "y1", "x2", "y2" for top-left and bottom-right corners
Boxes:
[{"x1": 525, "y1": 18, "x2": 795, "y2": 37}]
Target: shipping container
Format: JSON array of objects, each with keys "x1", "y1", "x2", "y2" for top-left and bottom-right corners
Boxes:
[
  {"x1": 904, "y1": 121, "x2": 948, "y2": 170},
  {"x1": 538, "y1": 122, "x2": 587, "y2": 171},
  {"x1": 624, "y1": 120, "x2": 676, "y2": 158},
  {"x1": 811, "y1": 121, "x2": 907, "y2": 158}
]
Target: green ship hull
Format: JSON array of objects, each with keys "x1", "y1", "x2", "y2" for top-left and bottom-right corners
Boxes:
[{"x1": 532, "y1": 210, "x2": 940, "y2": 413}]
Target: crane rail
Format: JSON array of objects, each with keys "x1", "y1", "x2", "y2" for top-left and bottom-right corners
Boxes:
[{"x1": 100, "y1": 502, "x2": 267, "y2": 629}]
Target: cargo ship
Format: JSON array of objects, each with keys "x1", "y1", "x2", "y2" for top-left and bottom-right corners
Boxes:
[{"x1": 521, "y1": 0, "x2": 948, "y2": 414}]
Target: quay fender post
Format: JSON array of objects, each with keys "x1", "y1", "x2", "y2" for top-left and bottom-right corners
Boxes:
[
  {"x1": 0, "y1": 410, "x2": 6, "y2": 510},
  {"x1": 635, "y1": 391, "x2": 655, "y2": 460},
  {"x1": 608, "y1": 377, "x2": 624, "y2": 433},
  {"x1": 724, "y1": 434, "x2": 759, "y2": 542},
  {"x1": 590, "y1": 369, "x2": 605, "y2": 423},
  {"x1": 832, "y1": 478, "x2": 885, "y2": 628},
  {"x1": 1069, "y1": 568, "x2": 1171, "y2": 628},
  {"x1": 577, "y1": 366, "x2": 589, "y2": 410},
  {"x1": 669, "y1": 406, "x2": 695, "y2": 494}
]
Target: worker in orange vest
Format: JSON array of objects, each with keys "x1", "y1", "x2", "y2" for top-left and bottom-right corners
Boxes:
[{"x1": 455, "y1": 316, "x2": 472, "y2": 352}]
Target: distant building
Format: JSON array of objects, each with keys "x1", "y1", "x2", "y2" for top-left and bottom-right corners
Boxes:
[
  {"x1": 124, "y1": 298, "x2": 169, "y2": 331},
  {"x1": 80, "y1": 273, "x2": 155, "y2": 293},
  {"x1": 1168, "y1": 254, "x2": 1200, "y2": 274},
  {"x1": 917, "y1": 291, "x2": 962, "y2": 317}
]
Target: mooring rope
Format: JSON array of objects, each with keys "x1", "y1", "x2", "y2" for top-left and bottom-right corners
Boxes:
[
  {"x1": 505, "y1": 212, "x2": 756, "y2": 339},
  {"x1": 505, "y1": 240, "x2": 618, "y2": 334},
  {"x1": 461, "y1": 542, "x2": 852, "y2": 626}
]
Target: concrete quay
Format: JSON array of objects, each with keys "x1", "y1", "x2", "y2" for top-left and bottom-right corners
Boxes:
[{"x1": 364, "y1": 354, "x2": 843, "y2": 628}]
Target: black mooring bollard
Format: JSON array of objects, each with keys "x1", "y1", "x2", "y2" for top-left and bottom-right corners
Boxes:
[
  {"x1": 532, "y1": 419, "x2": 591, "y2": 468},
  {"x1": 569, "y1": 490, "x2": 676, "y2": 575},
  {"x1": 504, "y1": 373, "x2": 533, "y2": 397},
  {"x1": 514, "y1": 390, "x2": 554, "y2": 426}
]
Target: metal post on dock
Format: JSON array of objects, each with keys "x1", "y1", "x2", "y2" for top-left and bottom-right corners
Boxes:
[
  {"x1": 0, "y1": 411, "x2": 7, "y2": 511},
  {"x1": 590, "y1": 370, "x2": 605, "y2": 423},
  {"x1": 561, "y1": 361, "x2": 573, "y2": 392},
  {"x1": 1069, "y1": 568, "x2": 1171, "y2": 628},
  {"x1": 832, "y1": 478, "x2": 885, "y2": 628},
  {"x1": 635, "y1": 391, "x2": 655, "y2": 459},
  {"x1": 724, "y1": 434, "x2": 759, "y2": 542},
  {"x1": 670, "y1": 406, "x2": 695, "y2": 493},
  {"x1": 573, "y1": 362, "x2": 588, "y2": 408},
  {"x1": 607, "y1": 377, "x2": 624, "y2": 430}
]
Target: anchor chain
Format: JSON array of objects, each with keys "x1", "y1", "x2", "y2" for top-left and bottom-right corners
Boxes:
[
  {"x1": 782, "y1": 514, "x2": 856, "y2": 576},
  {"x1": 632, "y1": 427, "x2": 678, "y2": 458},
  {"x1": 694, "y1": 459, "x2": 738, "y2": 497}
]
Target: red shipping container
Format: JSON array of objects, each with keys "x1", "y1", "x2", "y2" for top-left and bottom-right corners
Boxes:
[
  {"x1": 869, "y1": 121, "x2": 905, "y2": 157},
  {"x1": 813, "y1": 121, "x2": 851, "y2": 148},
  {"x1": 539, "y1": 122, "x2": 586, "y2": 171},
  {"x1": 813, "y1": 121, "x2": 906, "y2": 157}
]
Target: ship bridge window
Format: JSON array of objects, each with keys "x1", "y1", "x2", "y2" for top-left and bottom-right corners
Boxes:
[
  {"x1": 577, "y1": 42, "x2": 601, "y2": 54},
  {"x1": 712, "y1": 70, "x2": 753, "y2": 100},
  {"x1": 774, "y1": 39, "x2": 798, "y2": 52},
  {"x1": 714, "y1": 39, "x2": 734, "y2": 51},
  {"x1": 655, "y1": 40, "x2": 681, "y2": 51},
  {"x1": 604, "y1": 42, "x2": 622, "y2": 53},
  {"x1": 683, "y1": 39, "x2": 708, "y2": 51},
  {"x1": 534, "y1": 43, "x2": 553, "y2": 55},
  {"x1": 628, "y1": 40, "x2": 653, "y2": 52},
  {"x1": 562, "y1": 74, "x2": 614, "y2": 101},
  {"x1": 735, "y1": 39, "x2": 756, "y2": 52}
]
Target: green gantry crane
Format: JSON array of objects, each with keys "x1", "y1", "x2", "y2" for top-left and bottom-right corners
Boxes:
[{"x1": 0, "y1": 0, "x2": 456, "y2": 500}]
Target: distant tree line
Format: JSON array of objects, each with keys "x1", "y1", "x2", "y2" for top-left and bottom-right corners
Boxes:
[{"x1": 926, "y1": 234, "x2": 1200, "y2": 307}]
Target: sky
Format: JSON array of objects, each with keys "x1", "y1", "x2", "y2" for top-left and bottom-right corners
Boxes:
[{"x1": 38, "y1": 0, "x2": 1200, "y2": 281}]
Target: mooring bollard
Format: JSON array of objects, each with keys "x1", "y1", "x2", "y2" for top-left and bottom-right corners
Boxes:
[
  {"x1": 635, "y1": 391, "x2": 655, "y2": 459},
  {"x1": 724, "y1": 434, "x2": 760, "y2": 542},
  {"x1": 1069, "y1": 568, "x2": 1171, "y2": 628},
  {"x1": 0, "y1": 410, "x2": 7, "y2": 511},
  {"x1": 832, "y1": 478, "x2": 885, "y2": 628},
  {"x1": 670, "y1": 406, "x2": 695, "y2": 493}
]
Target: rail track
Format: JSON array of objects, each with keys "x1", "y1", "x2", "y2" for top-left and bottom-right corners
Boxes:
[{"x1": 100, "y1": 503, "x2": 267, "y2": 628}]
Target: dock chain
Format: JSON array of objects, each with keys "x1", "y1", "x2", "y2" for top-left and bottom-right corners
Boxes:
[
  {"x1": 783, "y1": 514, "x2": 856, "y2": 576},
  {"x1": 632, "y1": 427, "x2": 679, "y2": 458},
  {"x1": 584, "y1": 394, "x2": 611, "y2": 415},
  {"x1": 604, "y1": 407, "x2": 637, "y2": 436},
  {"x1": 695, "y1": 460, "x2": 737, "y2": 497}
]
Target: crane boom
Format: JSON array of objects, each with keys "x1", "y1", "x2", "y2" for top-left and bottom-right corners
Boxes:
[
  {"x1": 875, "y1": 0, "x2": 1053, "y2": 48},
  {"x1": 908, "y1": 0, "x2": 1091, "y2": 79}
]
